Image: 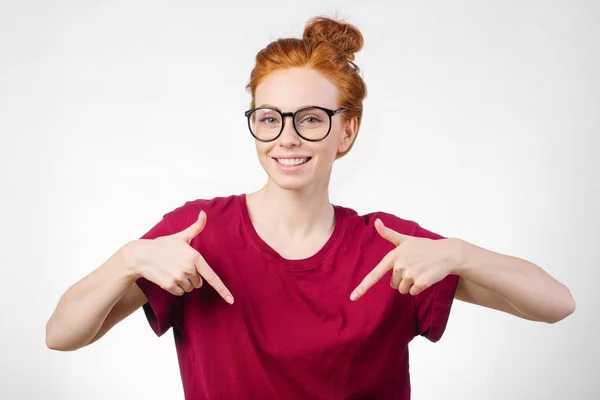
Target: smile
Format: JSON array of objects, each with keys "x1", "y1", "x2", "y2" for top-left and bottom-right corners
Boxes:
[{"x1": 274, "y1": 157, "x2": 311, "y2": 166}]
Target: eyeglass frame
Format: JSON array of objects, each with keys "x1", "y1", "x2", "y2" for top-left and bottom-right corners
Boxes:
[{"x1": 244, "y1": 105, "x2": 349, "y2": 142}]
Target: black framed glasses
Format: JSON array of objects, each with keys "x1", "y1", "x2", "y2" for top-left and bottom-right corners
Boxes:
[{"x1": 244, "y1": 105, "x2": 348, "y2": 142}]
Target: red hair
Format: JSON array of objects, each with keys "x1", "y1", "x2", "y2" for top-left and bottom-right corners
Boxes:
[{"x1": 245, "y1": 16, "x2": 368, "y2": 158}]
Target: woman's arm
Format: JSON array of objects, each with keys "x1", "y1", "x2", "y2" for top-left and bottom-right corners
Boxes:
[
  {"x1": 45, "y1": 242, "x2": 146, "y2": 351},
  {"x1": 46, "y1": 210, "x2": 234, "y2": 351},
  {"x1": 452, "y1": 238, "x2": 575, "y2": 324}
]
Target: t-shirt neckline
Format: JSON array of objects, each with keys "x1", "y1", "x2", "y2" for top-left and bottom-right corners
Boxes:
[{"x1": 238, "y1": 193, "x2": 346, "y2": 269}]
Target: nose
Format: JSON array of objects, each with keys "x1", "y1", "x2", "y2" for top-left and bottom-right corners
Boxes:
[{"x1": 278, "y1": 115, "x2": 301, "y2": 147}]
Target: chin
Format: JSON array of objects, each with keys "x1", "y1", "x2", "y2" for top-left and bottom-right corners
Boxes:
[
  {"x1": 268, "y1": 174, "x2": 312, "y2": 191},
  {"x1": 259, "y1": 156, "x2": 317, "y2": 190}
]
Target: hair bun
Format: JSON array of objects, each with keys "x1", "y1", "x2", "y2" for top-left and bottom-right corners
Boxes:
[{"x1": 303, "y1": 17, "x2": 363, "y2": 60}]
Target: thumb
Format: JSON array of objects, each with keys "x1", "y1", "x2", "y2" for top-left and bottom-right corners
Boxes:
[
  {"x1": 174, "y1": 210, "x2": 207, "y2": 243},
  {"x1": 375, "y1": 218, "x2": 410, "y2": 246}
]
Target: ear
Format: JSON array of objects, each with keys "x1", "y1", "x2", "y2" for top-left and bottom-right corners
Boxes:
[{"x1": 338, "y1": 116, "x2": 358, "y2": 154}]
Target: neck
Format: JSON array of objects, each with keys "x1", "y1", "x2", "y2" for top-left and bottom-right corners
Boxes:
[{"x1": 246, "y1": 179, "x2": 334, "y2": 238}]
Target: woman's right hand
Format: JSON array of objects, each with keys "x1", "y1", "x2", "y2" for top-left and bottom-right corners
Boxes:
[{"x1": 127, "y1": 210, "x2": 234, "y2": 304}]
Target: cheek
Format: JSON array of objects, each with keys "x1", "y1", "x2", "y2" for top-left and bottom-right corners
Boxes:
[
  {"x1": 312, "y1": 141, "x2": 340, "y2": 166},
  {"x1": 255, "y1": 142, "x2": 269, "y2": 157},
  {"x1": 254, "y1": 143, "x2": 269, "y2": 168}
]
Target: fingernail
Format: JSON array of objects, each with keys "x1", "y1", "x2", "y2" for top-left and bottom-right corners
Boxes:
[
  {"x1": 350, "y1": 292, "x2": 358, "y2": 301},
  {"x1": 226, "y1": 295, "x2": 234, "y2": 305}
]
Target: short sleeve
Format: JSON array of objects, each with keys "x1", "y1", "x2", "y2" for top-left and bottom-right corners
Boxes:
[
  {"x1": 412, "y1": 224, "x2": 460, "y2": 342},
  {"x1": 135, "y1": 215, "x2": 185, "y2": 337}
]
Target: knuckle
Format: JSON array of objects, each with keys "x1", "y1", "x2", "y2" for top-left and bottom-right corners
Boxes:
[
  {"x1": 161, "y1": 275, "x2": 176, "y2": 287},
  {"x1": 165, "y1": 283, "x2": 180, "y2": 293},
  {"x1": 187, "y1": 250, "x2": 201, "y2": 263},
  {"x1": 183, "y1": 264, "x2": 196, "y2": 275},
  {"x1": 175, "y1": 271, "x2": 188, "y2": 282},
  {"x1": 413, "y1": 277, "x2": 426, "y2": 287},
  {"x1": 411, "y1": 285, "x2": 424, "y2": 295},
  {"x1": 187, "y1": 273, "x2": 197, "y2": 283},
  {"x1": 411, "y1": 285, "x2": 423, "y2": 293}
]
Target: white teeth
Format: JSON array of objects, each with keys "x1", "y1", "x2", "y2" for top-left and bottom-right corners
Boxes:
[{"x1": 276, "y1": 158, "x2": 309, "y2": 166}]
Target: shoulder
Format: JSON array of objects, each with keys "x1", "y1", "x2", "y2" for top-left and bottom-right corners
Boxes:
[
  {"x1": 337, "y1": 204, "x2": 445, "y2": 240},
  {"x1": 140, "y1": 194, "x2": 240, "y2": 239},
  {"x1": 159, "y1": 194, "x2": 241, "y2": 231}
]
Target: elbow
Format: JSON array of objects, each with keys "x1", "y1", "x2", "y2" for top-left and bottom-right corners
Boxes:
[
  {"x1": 46, "y1": 335, "x2": 79, "y2": 352},
  {"x1": 45, "y1": 321, "x2": 79, "y2": 352},
  {"x1": 46, "y1": 331, "x2": 61, "y2": 351},
  {"x1": 546, "y1": 288, "x2": 576, "y2": 324},
  {"x1": 45, "y1": 335, "x2": 63, "y2": 351},
  {"x1": 45, "y1": 322, "x2": 64, "y2": 351}
]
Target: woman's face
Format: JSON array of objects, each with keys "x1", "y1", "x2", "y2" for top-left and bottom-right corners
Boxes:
[{"x1": 252, "y1": 67, "x2": 356, "y2": 192}]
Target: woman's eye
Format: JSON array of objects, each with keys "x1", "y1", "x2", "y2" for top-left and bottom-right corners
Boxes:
[
  {"x1": 261, "y1": 116, "x2": 279, "y2": 124},
  {"x1": 301, "y1": 116, "x2": 320, "y2": 124}
]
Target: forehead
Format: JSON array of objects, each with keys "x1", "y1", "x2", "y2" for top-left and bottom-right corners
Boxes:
[{"x1": 255, "y1": 67, "x2": 338, "y2": 111}]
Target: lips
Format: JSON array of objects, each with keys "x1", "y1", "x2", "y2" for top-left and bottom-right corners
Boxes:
[
  {"x1": 274, "y1": 157, "x2": 311, "y2": 166},
  {"x1": 270, "y1": 155, "x2": 313, "y2": 171}
]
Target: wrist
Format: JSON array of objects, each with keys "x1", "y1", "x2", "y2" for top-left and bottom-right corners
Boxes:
[
  {"x1": 448, "y1": 237, "x2": 468, "y2": 275},
  {"x1": 119, "y1": 240, "x2": 145, "y2": 281}
]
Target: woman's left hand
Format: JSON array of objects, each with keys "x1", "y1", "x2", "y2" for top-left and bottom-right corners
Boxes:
[{"x1": 350, "y1": 218, "x2": 461, "y2": 301}]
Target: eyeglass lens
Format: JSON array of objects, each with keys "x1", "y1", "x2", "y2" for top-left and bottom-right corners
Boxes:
[{"x1": 248, "y1": 107, "x2": 330, "y2": 141}]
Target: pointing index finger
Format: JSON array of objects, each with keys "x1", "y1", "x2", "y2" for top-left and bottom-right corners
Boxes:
[
  {"x1": 350, "y1": 251, "x2": 395, "y2": 301},
  {"x1": 195, "y1": 254, "x2": 234, "y2": 305}
]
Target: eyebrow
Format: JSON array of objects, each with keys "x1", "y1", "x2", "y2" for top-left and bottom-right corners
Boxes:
[
  {"x1": 257, "y1": 104, "x2": 320, "y2": 111},
  {"x1": 257, "y1": 104, "x2": 277, "y2": 110}
]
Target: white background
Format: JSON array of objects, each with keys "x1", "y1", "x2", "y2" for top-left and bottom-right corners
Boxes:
[{"x1": 1, "y1": 0, "x2": 598, "y2": 399}]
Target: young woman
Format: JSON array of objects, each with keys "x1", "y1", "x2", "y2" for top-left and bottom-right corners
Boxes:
[{"x1": 46, "y1": 16, "x2": 575, "y2": 400}]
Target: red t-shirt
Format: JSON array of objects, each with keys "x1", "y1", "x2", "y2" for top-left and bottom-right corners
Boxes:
[{"x1": 135, "y1": 193, "x2": 459, "y2": 400}]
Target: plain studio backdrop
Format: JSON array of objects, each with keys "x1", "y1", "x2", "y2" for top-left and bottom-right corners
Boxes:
[{"x1": 0, "y1": 0, "x2": 598, "y2": 399}]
